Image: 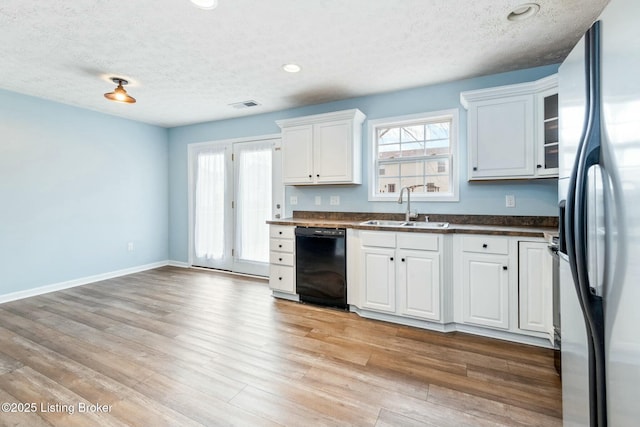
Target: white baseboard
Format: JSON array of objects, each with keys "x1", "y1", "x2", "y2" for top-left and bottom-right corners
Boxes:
[
  {"x1": 167, "y1": 260, "x2": 190, "y2": 268},
  {"x1": 0, "y1": 261, "x2": 169, "y2": 304},
  {"x1": 349, "y1": 306, "x2": 553, "y2": 348}
]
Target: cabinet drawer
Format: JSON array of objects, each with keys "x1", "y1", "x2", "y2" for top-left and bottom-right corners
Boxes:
[
  {"x1": 397, "y1": 233, "x2": 439, "y2": 251},
  {"x1": 269, "y1": 265, "x2": 295, "y2": 293},
  {"x1": 360, "y1": 231, "x2": 396, "y2": 248},
  {"x1": 270, "y1": 238, "x2": 294, "y2": 253},
  {"x1": 270, "y1": 225, "x2": 294, "y2": 239},
  {"x1": 270, "y1": 252, "x2": 294, "y2": 266},
  {"x1": 462, "y1": 236, "x2": 509, "y2": 255}
]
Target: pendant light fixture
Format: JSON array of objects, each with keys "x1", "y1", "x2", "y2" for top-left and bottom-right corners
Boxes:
[{"x1": 104, "y1": 77, "x2": 136, "y2": 104}]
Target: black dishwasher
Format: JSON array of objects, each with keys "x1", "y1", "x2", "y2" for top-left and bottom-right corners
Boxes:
[{"x1": 295, "y1": 227, "x2": 347, "y2": 309}]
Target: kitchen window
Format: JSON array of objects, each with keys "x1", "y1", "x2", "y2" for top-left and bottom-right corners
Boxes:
[{"x1": 369, "y1": 109, "x2": 459, "y2": 202}]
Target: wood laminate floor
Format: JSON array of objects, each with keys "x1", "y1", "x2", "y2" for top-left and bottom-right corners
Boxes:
[{"x1": 0, "y1": 267, "x2": 562, "y2": 426}]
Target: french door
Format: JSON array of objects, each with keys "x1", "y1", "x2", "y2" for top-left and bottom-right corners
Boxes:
[{"x1": 189, "y1": 136, "x2": 282, "y2": 276}]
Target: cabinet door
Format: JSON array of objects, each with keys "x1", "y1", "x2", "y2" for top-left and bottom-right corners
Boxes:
[
  {"x1": 269, "y1": 265, "x2": 295, "y2": 293},
  {"x1": 282, "y1": 125, "x2": 314, "y2": 184},
  {"x1": 468, "y1": 94, "x2": 535, "y2": 179},
  {"x1": 397, "y1": 249, "x2": 440, "y2": 321},
  {"x1": 518, "y1": 242, "x2": 552, "y2": 333},
  {"x1": 462, "y1": 253, "x2": 510, "y2": 329},
  {"x1": 361, "y1": 247, "x2": 396, "y2": 313},
  {"x1": 313, "y1": 119, "x2": 356, "y2": 183},
  {"x1": 536, "y1": 89, "x2": 559, "y2": 177}
]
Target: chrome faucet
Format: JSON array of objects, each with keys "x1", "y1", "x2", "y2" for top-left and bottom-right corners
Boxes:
[{"x1": 398, "y1": 186, "x2": 418, "y2": 221}]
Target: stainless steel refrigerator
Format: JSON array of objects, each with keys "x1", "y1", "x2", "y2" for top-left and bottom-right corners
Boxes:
[{"x1": 558, "y1": 0, "x2": 640, "y2": 425}]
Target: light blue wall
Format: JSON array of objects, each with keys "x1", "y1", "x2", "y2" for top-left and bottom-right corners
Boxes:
[
  {"x1": 168, "y1": 65, "x2": 560, "y2": 263},
  {"x1": 0, "y1": 89, "x2": 169, "y2": 295}
]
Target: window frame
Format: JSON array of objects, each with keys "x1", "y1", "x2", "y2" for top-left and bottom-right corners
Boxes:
[{"x1": 368, "y1": 109, "x2": 459, "y2": 202}]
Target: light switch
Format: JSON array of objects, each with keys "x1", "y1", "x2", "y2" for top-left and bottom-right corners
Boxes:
[
  {"x1": 315, "y1": 196, "x2": 322, "y2": 205},
  {"x1": 290, "y1": 196, "x2": 298, "y2": 205}
]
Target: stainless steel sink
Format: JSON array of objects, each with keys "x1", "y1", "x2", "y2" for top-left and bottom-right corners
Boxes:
[
  {"x1": 360, "y1": 220, "x2": 449, "y2": 229},
  {"x1": 360, "y1": 220, "x2": 407, "y2": 226},
  {"x1": 401, "y1": 221, "x2": 449, "y2": 229}
]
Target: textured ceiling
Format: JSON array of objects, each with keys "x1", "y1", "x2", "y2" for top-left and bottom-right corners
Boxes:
[{"x1": 0, "y1": 0, "x2": 609, "y2": 128}]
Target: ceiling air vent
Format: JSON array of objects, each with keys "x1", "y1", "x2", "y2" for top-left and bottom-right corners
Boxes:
[{"x1": 229, "y1": 100, "x2": 261, "y2": 109}]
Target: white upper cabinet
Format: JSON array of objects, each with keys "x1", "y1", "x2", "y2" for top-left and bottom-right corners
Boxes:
[
  {"x1": 461, "y1": 74, "x2": 558, "y2": 180},
  {"x1": 280, "y1": 125, "x2": 313, "y2": 184},
  {"x1": 276, "y1": 109, "x2": 366, "y2": 185}
]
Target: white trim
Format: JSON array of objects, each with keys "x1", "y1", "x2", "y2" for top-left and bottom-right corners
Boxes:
[
  {"x1": 190, "y1": 265, "x2": 268, "y2": 280},
  {"x1": 276, "y1": 108, "x2": 365, "y2": 128},
  {"x1": 460, "y1": 73, "x2": 558, "y2": 109},
  {"x1": 271, "y1": 290, "x2": 300, "y2": 302},
  {"x1": 0, "y1": 261, "x2": 168, "y2": 304},
  {"x1": 187, "y1": 133, "x2": 282, "y2": 150},
  {"x1": 349, "y1": 306, "x2": 553, "y2": 348},
  {"x1": 368, "y1": 108, "x2": 460, "y2": 202},
  {"x1": 168, "y1": 260, "x2": 190, "y2": 268}
]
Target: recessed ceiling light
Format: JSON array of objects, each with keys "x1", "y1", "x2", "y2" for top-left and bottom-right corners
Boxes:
[
  {"x1": 190, "y1": 0, "x2": 218, "y2": 10},
  {"x1": 282, "y1": 63, "x2": 302, "y2": 73},
  {"x1": 507, "y1": 3, "x2": 540, "y2": 21}
]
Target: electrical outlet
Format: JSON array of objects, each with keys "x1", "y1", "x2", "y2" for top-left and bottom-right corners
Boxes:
[
  {"x1": 127, "y1": 242, "x2": 134, "y2": 252},
  {"x1": 330, "y1": 196, "x2": 340, "y2": 206},
  {"x1": 505, "y1": 194, "x2": 516, "y2": 208},
  {"x1": 290, "y1": 196, "x2": 298, "y2": 205}
]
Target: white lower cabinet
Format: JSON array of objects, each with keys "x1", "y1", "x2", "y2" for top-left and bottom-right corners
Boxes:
[
  {"x1": 361, "y1": 246, "x2": 396, "y2": 313},
  {"x1": 456, "y1": 235, "x2": 511, "y2": 330},
  {"x1": 268, "y1": 225, "x2": 296, "y2": 294},
  {"x1": 518, "y1": 241, "x2": 553, "y2": 335},
  {"x1": 359, "y1": 231, "x2": 442, "y2": 322},
  {"x1": 398, "y1": 249, "x2": 441, "y2": 321},
  {"x1": 452, "y1": 234, "x2": 554, "y2": 345},
  {"x1": 461, "y1": 251, "x2": 510, "y2": 329}
]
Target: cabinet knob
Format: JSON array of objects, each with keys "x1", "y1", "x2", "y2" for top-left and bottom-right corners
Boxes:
[
  {"x1": 308, "y1": 174, "x2": 312, "y2": 178},
  {"x1": 279, "y1": 277, "x2": 283, "y2": 280},
  {"x1": 279, "y1": 231, "x2": 282, "y2": 235},
  {"x1": 390, "y1": 257, "x2": 394, "y2": 261},
  {"x1": 279, "y1": 257, "x2": 283, "y2": 261},
  {"x1": 537, "y1": 164, "x2": 542, "y2": 169},
  {"x1": 401, "y1": 258, "x2": 405, "y2": 262},
  {"x1": 278, "y1": 244, "x2": 282, "y2": 248},
  {"x1": 503, "y1": 266, "x2": 508, "y2": 270},
  {"x1": 482, "y1": 243, "x2": 488, "y2": 248},
  {"x1": 316, "y1": 174, "x2": 320, "y2": 177},
  {"x1": 473, "y1": 167, "x2": 478, "y2": 171}
]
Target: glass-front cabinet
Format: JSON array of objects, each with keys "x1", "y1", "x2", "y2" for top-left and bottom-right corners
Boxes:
[{"x1": 537, "y1": 89, "x2": 559, "y2": 176}]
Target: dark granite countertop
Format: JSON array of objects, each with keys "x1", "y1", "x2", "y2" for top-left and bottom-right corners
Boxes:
[{"x1": 267, "y1": 211, "x2": 558, "y2": 238}]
